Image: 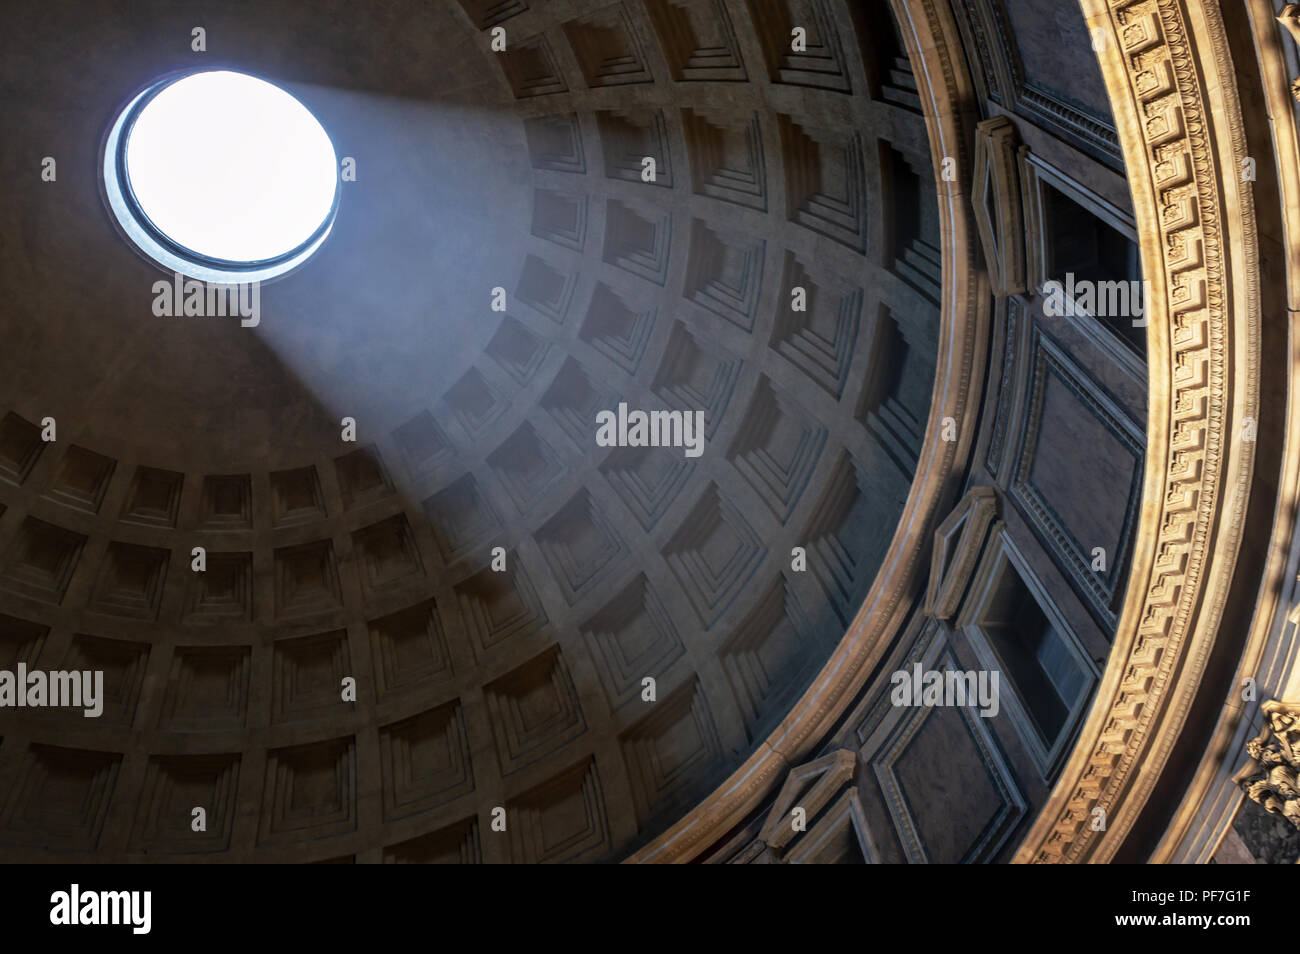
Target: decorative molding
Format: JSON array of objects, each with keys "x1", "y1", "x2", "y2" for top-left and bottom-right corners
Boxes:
[
  {"x1": 984, "y1": 296, "x2": 1023, "y2": 480},
  {"x1": 924, "y1": 485, "x2": 997, "y2": 621},
  {"x1": 1018, "y1": 151, "x2": 1138, "y2": 298},
  {"x1": 948, "y1": 0, "x2": 1001, "y2": 102},
  {"x1": 782, "y1": 788, "x2": 876, "y2": 864},
  {"x1": 1018, "y1": 149, "x2": 1047, "y2": 293},
  {"x1": 971, "y1": 116, "x2": 1025, "y2": 296},
  {"x1": 729, "y1": 749, "x2": 880, "y2": 863},
  {"x1": 861, "y1": 626, "x2": 1026, "y2": 863},
  {"x1": 1014, "y1": 0, "x2": 1261, "y2": 864},
  {"x1": 1008, "y1": 327, "x2": 1144, "y2": 631},
  {"x1": 1150, "y1": 0, "x2": 1300, "y2": 866},
  {"x1": 958, "y1": 528, "x2": 1100, "y2": 779},
  {"x1": 1233, "y1": 701, "x2": 1300, "y2": 829},
  {"x1": 952, "y1": 0, "x2": 1122, "y2": 165},
  {"x1": 1017, "y1": 150, "x2": 1147, "y2": 381},
  {"x1": 756, "y1": 749, "x2": 857, "y2": 849}
]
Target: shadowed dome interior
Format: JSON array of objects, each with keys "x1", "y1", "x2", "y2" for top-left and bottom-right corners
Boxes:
[{"x1": 0, "y1": 0, "x2": 941, "y2": 861}]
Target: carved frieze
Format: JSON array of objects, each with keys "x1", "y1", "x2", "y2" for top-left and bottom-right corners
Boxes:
[{"x1": 1015, "y1": 0, "x2": 1261, "y2": 864}]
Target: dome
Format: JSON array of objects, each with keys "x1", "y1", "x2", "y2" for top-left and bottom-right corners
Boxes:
[{"x1": 0, "y1": 0, "x2": 1296, "y2": 870}]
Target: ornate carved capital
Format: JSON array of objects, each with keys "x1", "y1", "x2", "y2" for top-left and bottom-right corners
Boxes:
[
  {"x1": 1279, "y1": 6, "x2": 1300, "y2": 101},
  {"x1": 1234, "y1": 701, "x2": 1300, "y2": 829},
  {"x1": 1279, "y1": 5, "x2": 1300, "y2": 48}
]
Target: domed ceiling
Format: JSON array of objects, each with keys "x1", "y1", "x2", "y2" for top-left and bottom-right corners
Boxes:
[{"x1": 0, "y1": 0, "x2": 942, "y2": 861}]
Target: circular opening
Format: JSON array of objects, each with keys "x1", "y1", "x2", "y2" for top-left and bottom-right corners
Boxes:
[{"x1": 104, "y1": 70, "x2": 339, "y2": 283}]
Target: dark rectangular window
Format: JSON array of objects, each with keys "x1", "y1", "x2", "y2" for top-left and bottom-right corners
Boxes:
[{"x1": 1045, "y1": 184, "x2": 1146, "y2": 361}]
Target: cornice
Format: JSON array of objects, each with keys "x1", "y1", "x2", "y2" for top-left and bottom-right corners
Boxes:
[{"x1": 1013, "y1": 0, "x2": 1261, "y2": 864}]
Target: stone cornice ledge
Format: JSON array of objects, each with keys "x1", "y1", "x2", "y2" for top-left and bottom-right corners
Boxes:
[
  {"x1": 1149, "y1": 0, "x2": 1300, "y2": 864},
  {"x1": 1013, "y1": 0, "x2": 1260, "y2": 864}
]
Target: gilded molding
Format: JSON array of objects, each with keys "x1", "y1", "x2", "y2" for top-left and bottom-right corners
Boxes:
[{"x1": 1013, "y1": 0, "x2": 1260, "y2": 863}]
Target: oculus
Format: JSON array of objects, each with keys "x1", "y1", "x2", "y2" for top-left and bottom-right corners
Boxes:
[{"x1": 103, "y1": 69, "x2": 338, "y2": 284}]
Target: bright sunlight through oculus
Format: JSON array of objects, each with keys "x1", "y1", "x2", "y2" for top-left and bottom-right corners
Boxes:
[{"x1": 117, "y1": 70, "x2": 338, "y2": 267}]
